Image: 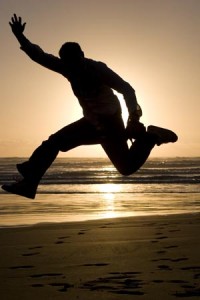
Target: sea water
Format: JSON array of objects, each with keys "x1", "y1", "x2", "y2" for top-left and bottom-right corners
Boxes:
[{"x1": 0, "y1": 157, "x2": 199, "y2": 226}]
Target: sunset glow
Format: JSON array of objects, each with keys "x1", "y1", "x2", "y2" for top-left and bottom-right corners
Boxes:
[{"x1": 1, "y1": 0, "x2": 200, "y2": 157}]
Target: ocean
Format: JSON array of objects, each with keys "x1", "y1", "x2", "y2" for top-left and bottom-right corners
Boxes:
[{"x1": 0, "y1": 157, "x2": 199, "y2": 227}]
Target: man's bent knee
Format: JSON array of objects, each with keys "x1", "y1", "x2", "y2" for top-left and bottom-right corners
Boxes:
[
  {"x1": 116, "y1": 165, "x2": 139, "y2": 176},
  {"x1": 115, "y1": 162, "x2": 140, "y2": 176}
]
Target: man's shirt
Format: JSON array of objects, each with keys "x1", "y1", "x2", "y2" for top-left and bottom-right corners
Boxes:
[{"x1": 20, "y1": 38, "x2": 141, "y2": 125}]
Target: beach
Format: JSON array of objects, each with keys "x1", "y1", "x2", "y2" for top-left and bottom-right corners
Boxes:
[
  {"x1": 1, "y1": 213, "x2": 200, "y2": 299},
  {"x1": 0, "y1": 157, "x2": 199, "y2": 298}
]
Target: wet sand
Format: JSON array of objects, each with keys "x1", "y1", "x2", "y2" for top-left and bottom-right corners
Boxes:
[{"x1": 0, "y1": 213, "x2": 200, "y2": 299}]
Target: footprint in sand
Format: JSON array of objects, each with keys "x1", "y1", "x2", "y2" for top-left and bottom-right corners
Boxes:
[
  {"x1": 168, "y1": 229, "x2": 181, "y2": 233},
  {"x1": 55, "y1": 236, "x2": 71, "y2": 244},
  {"x1": 78, "y1": 229, "x2": 90, "y2": 235},
  {"x1": 164, "y1": 245, "x2": 178, "y2": 249},
  {"x1": 22, "y1": 245, "x2": 43, "y2": 256},
  {"x1": 28, "y1": 246, "x2": 43, "y2": 250},
  {"x1": 156, "y1": 250, "x2": 167, "y2": 254},
  {"x1": 156, "y1": 236, "x2": 168, "y2": 240},
  {"x1": 9, "y1": 265, "x2": 34, "y2": 270},
  {"x1": 157, "y1": 264, "x2": 172, "y2": 271},
  {"x1": 173, "y1": 288, "x2": 200, "y2": 297},
  {"x1": 180, "y1": 266, "x2": 200, "y2": 271},
  {"x1": 81, "y1": 271, "x2": 145, "y2": 296},
  {"x1": 81, "y1": 263, "x2": 109, "y2": 267},
  {"x1": 30, "y1": 273, "x2": 63, "y2": 278},
  {"x1": 152, "y1": 257, "x2": 188, "y2": 263},
  {"x1": 48, "y1": 282, "x2": 74, "y2": 292},
  {"x1": 22, "y1": 252, "x2": 40, "y2": 256},
  {"x1": 31, "y1": 281, "x2": 73, "y2": 292},
  {"x1": 30, "y1": 273, "x2": 74, "y2": 292}
]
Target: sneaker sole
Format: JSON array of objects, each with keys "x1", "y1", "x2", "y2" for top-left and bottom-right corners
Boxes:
[
  {"x1": 147, "y1": 125, "x2": 178, "y2": 145},
  {"x1": 2, "y1": 184, "x2": 36, "y2": 199}
]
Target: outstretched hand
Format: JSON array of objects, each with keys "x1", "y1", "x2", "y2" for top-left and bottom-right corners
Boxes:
[{"x1": 9, "y1": 14, "x2": 26, "y2": 35}]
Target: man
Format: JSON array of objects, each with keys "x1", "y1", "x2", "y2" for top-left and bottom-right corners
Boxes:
[{"x1": 2, "y1": 14, "x2": 178, "y2": 199}]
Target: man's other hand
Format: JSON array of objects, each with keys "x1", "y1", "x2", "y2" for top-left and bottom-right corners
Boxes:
[{"x1": 126, "y1": 119, "x2": 146, "y2": 140}]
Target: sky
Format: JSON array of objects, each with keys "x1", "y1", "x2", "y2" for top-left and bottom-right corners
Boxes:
[{"x1": 0, "y1": 0, "x2": 200, "y2": 158}]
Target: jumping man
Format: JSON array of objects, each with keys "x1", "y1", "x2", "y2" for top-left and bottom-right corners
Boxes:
[{"x1": 2, "y1": 14, "x2": 178, "y2": 199}]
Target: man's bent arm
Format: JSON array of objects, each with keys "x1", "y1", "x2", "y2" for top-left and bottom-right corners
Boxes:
[{"x1": 97, "y1": 62, "x2": 142, "y2": 119}]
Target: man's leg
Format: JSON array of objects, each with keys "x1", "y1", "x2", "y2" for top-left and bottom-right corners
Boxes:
[
  {"x1": 2, "y1": 118, "x2": 100, "y2": 199},
  {"x1": 125, "y1": 125, "x2": 178, "y2": 173},
  {"x1": 99, "y1": 114, "x2": 157, "y2": 175},
  {"x1": 18, "y1": 118, "x2": 100, "y2": 180},
  {"x1": 101, "y1": 116, "x2": 178, "y2": 176},
  {"x1": 102, "y1": 132, "x2": 156, "y2": 176}
]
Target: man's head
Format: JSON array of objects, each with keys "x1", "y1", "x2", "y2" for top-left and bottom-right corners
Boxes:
[{"x1": 59, "y1": 42, "x2": 84, "y2": 65}]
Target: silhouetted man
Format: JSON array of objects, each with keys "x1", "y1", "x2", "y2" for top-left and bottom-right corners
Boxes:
[{"x1": 2, "y1": 14, "x2": 178, "y2": 199}]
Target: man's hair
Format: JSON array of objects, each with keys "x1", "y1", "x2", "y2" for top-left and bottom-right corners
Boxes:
[{"x1": 59, "y1": 42, "x2": 84, "y2": 60}]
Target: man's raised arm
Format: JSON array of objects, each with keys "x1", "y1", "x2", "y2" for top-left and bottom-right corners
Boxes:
[{"x1": 9, "y1": 14, "x2": 61, "y2": 72}]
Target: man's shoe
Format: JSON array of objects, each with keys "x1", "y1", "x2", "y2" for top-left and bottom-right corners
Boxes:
[
  {"x1": 16, "y1": 163, "x2": 29, "y2": 178},
  {"x1": 147, "y1": 125, "x2": 178, "y2": 146},
  {"x1": 2, "y1": 180, "x2": 36, "y2": 199}
]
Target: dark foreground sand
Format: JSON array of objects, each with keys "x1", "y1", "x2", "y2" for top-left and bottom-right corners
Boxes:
[{"x1": 0, "y1": 213, "x2": 200, "y2": 300}]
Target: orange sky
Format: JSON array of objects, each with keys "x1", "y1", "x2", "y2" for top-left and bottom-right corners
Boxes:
[{"x1": 1, "y1": 0, "x2": 200, "y2": 157}]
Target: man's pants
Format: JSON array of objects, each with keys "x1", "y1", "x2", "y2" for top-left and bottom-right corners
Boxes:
[{"x1": 18, "y1": 114, "x2": 156, "y2": 184}]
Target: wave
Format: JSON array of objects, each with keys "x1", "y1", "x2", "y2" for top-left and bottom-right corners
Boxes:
[{"x1": 0, "y1": 157, "x2": 199, "y2": 186}]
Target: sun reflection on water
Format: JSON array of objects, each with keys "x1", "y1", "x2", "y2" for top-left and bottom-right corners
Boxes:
[
  {"x1": 98, "y1": 183, "x2": 122, "y2": 194},
  {"x1": 98, "y1": 183, "x2": 122, "y2": 219}
]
